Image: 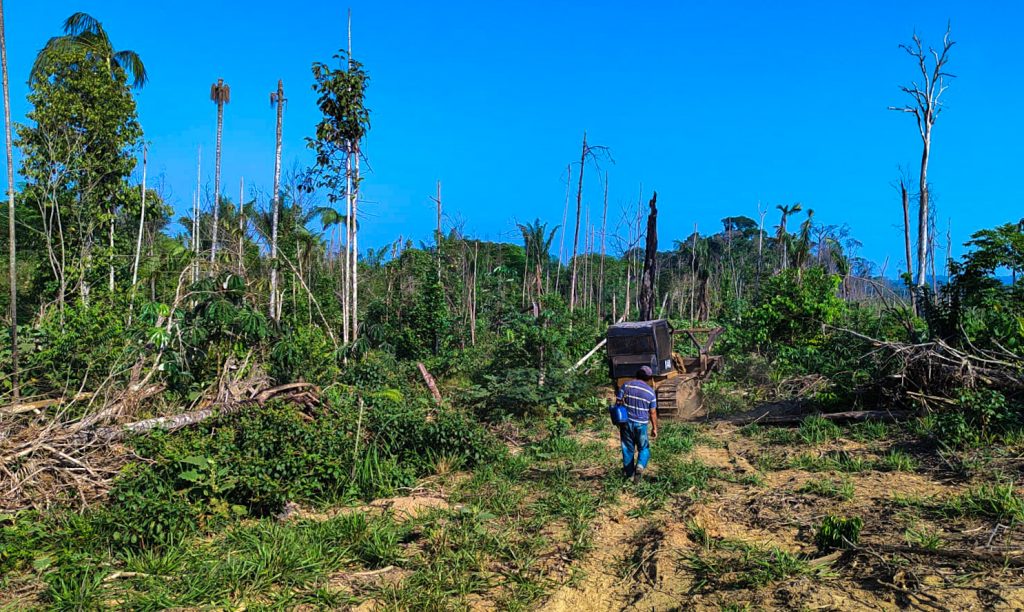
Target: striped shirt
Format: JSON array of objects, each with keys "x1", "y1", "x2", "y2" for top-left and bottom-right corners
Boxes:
[{"x1": 617, "y1": 380, "x2": 657, "y2": 423}]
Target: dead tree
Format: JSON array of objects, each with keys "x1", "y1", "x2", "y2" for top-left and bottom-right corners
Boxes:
[
  {"x1": 568, "y1": 132, "x2": 611, "y2": 311},
  {"x1": 638, "y1": 192, "x2": 658, "y2": 321},
  {"x1": 888, "y1": 25, "x2": 955, "y2": 301}
]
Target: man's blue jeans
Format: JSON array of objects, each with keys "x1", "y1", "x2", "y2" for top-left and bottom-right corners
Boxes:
[{"x1": 620, "y1": 421, "x2": 650, "y2": 476}]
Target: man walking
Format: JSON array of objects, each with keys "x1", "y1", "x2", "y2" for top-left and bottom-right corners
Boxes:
[{"x1": 617, "y1": 365, "x2": 658, "y2": 483}]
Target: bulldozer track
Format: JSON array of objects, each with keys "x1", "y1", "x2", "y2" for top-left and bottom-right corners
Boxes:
[{"x1": 655, "y1": 375, "x2": 703, "y2": 421}]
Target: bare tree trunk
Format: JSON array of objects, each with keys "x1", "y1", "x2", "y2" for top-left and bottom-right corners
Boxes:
[
  {"x1": 107, "y1": 205, "x2": 115, "y2": 292},
  {"x1": 598, "y1": 171, "x2": 608, "y2": 319},
  {"x1": 130, "y1": 145, "x2": 147, "y2": 288},
  {"x1": 1, "y1": 0, "x2": 17, "y2": 398},
  {"x1": 211, "y1": 100, "x2": 224, "y2": 263},
  {"x1": 238, "y1": 176, "x2": 245, "y2": 274},
  {"x1": 555, "y1": 163, "x2": 570, "y2": 295},
  {"x1": 270, "y1": 80, "x2": 284, "y2": 321},
  {"x1": 900, "y1": 178, "x2": 914, "y2": 310},
  {"x1": 929, "y1": 208, "x2": 937, "y2": 294},
  {"x1": 945, "y1": 220, "x2": 952, "y2": 278},
  {"x1": 638, "y1": 192, "x2": 658, "y2": 321},
  {"x1": 917, "y1": 138, "x2": 929, "y2": 291},
  {"x1": 193, "y1": 147, "x2": 200, "y2": 282},
  {"x1": 351, "y1": 144, "x2": 360, "y2": 340},
  {"x1": 569, "y1": 132, "x2": 586, "y2": 311},
  {"x1": 755, "y1": 203, "x2": 765, "y2": 292},
  {"x1": 690, "y1": 224, "x2": 697, "y2": 322},
  {"x1": 470, "y1": 241, "x2": 478, "y2": 346}
]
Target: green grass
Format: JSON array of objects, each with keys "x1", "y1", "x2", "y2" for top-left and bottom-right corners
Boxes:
[
  {"x1": 797, "y1": 476, "x2": 855, "y2": 501},
  {"x1": 880, "y1": 449, "x2": 919, "y2": 472},
  {"x1": 944, "y1": 483, "x2": 1024, "y2": 522},
  {"x1": 798, "y1": 416, "x2": 842, "y2": 445},
  {"x1": 847, "y1": 420, "x2": 893, "y2": 442},
  {"x1": 682, "y1": 528, "x2": 835, "y2": 591},
  {"x1": 788, "y1": 450, "x2": 875, "y2": 473},
  {"x1": 904, "y1": 525, "x2": 943, "y2": 550}
]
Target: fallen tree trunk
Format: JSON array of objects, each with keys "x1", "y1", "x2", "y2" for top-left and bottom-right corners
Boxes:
[
  {"x1": 866, "y1": 542, "x2": 1024, "y2": 568},
  {"x1": 731, "y1": 409, "x2": 914, "y2": 426},
  {"x1": 417, "y1": 362, "x2": 442, "y2": 405},
  {"x1": 89, "y1": 382, "x2": 319, "y2": 443}
]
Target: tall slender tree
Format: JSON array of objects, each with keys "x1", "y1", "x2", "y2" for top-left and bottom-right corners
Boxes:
[
  {"x1": 1, "y1": 0, "x2": 16, "y2": 398},
  {"x1": 209, "y1": 78, "x2": 230, "y2": 263},
  {"x1": 569, "y1": 132, "x2": 586, "y2": 311},
  {"x1": 775, "y1": 203, "x2": 802, "y2": 270},
  {"x1": 270, "y1": 80, "x2": 284, "y2": 320},
  {"x1": 889, "y1": 25, "x2": 954, "y2": 297}
]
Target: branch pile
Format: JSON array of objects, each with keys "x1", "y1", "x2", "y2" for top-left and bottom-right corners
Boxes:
[
  {"x1": 0, "y1": 363, "x2": 320, "y2": 513},
  {"x1": 837, "y1": 327, "x2": 1024, "y2": 406}
]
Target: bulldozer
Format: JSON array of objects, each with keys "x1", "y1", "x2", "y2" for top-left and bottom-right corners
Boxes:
[{"x1": 606, "y1": 320, "x2": 724, "y2": 420}]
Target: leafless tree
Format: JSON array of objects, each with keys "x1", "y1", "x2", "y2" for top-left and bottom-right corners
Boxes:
[
  {"x1": 889, "y1": 25, "x2": 955, "y2": 298},
  {"x1": 568, "y1": 132, "x2": 611, "y2": 311}
]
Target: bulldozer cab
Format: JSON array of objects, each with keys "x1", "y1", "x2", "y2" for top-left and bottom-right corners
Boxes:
[
  {"x1": 606, "y1": 320, "x2": 724, "y2": 420},
  {"x1": 606, "y1": 320, "x2": 675, "y2": 380}
]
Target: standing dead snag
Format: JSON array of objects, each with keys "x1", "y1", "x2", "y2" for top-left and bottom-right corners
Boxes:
[
  {"x1": 639, "y1": 192, "x2": 658, "y2": 321},
  {"x1": 888, "y1": 25, "x2": 955, "y2": 301},
  {"x1": 209, "y1": 78, "x2": 230, "y2": 264},
  {"x1": 568, "y1": 132, "x2": 612, "y2": 311}
]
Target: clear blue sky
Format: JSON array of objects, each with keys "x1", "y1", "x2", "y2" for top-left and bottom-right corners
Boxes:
[{"x1": 7, "y1": 1, "x2": 1023, "y2": 271}]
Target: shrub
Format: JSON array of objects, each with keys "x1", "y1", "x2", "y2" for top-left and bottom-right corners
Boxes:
[{"x1": 270, "y1": 324, "x2": 340, "y2": 385}]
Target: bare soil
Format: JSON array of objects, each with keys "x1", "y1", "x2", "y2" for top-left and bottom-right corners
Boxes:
[{"x1": 541, "y1": 421, "x2": 1024, "y2": 611}]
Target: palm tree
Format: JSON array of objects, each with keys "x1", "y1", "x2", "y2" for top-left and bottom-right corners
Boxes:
[
  {"x1": 775, "y1": 203, "x2": 802, "y2": 270},
  {"x1": 1, "y1": 0, "x2": 17, "y2": 398},
  {"x1": 791, "y1": 209, "x2": 815, "y2": 273},
  {"x1": 517, "y1": 219, "x2": 558, "y2": 303},
  {"x1": 209, "y1": 78, "x2": 230, "y2": 264},
  {"x1": 269, "y1": 80, "x2": 284, "y2": 320},
  {"x1": 31, "y1": 12, "x2": 147, "y2": 88}
]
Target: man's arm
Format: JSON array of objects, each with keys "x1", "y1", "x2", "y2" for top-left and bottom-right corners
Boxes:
[{"x1": 649, "y1": 397, "x2": 658, "y2": 438}]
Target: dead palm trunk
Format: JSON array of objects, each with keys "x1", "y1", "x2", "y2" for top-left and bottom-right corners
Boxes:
[
  {"x1": 569, "y1": 132, "x2": 586, "y2": 311},
  {"x1": 210, "y1": 78, "x2": 230, "y2": 264},
  {"x1": 270, "y1": 80, "x2": 283, "y2": 321},
  {"x1": 1, "y1": 0, "x2": 18, "y2": 398}
]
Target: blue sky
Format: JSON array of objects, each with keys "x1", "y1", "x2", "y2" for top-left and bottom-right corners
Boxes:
[{"x1": 8, "y1": 1, "x2": 1023, "y2": 271}]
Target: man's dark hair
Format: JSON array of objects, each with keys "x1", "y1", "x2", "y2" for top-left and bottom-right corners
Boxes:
[{"x1": 636, "y1": 366, "x2": 653, "y2": 381}]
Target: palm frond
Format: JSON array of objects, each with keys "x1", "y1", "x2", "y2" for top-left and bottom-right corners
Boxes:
[
  {"x1": 113, "y1": 50, "x2": 147, "y2": 88},
  {"x1": 62, "y1": 12, "x2": 102, "y2": 36}
]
